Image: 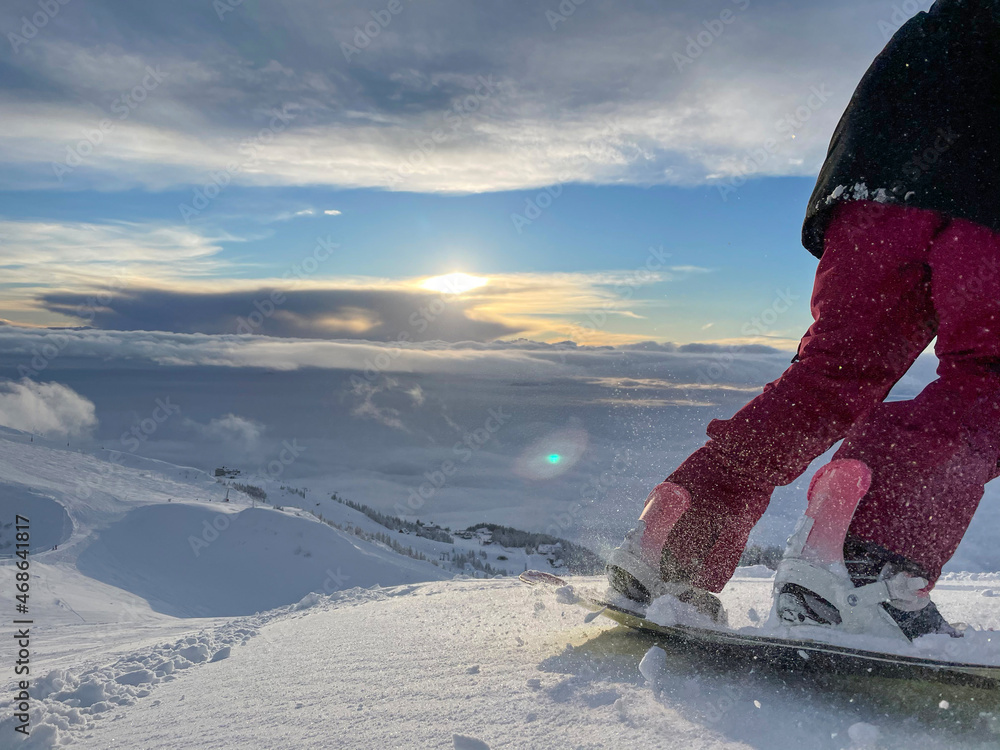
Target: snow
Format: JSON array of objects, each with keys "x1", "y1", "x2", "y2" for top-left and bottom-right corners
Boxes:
[
  {"x1": 638, "y1": 645, "x2": 667, "y2": 685},
  {"x1": 3, "y1": 429, "x2": 1000, "y2": 748},
  {"x1": 823, "y1": 182, "x2": 898, "y2": 208},
  {"x1": 75, "y1": 502, "x2": 448, "y2": 617},
  {"x1": 826, "y1": 184, "x2": 847, "y2": 204},
  {"x1": 848, "y1": 722, "x2": 880, "y2": 747},
  {"x1": 452, "y1": 735, "x2": 491, "y2": 749},
  {"x1": 8, "y1": 573, "x2": 1000, "y2": 748},
  {"x1": 646, "y1": 592, "x2": 722, "y2": 630},
  {"x1": 0, "y1": 487, "x2": 72, "y2": 554}
]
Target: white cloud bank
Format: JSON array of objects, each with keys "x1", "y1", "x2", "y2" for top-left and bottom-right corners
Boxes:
[
  {"x1": 0, "y1": 1, "x2": 932, "y2": 193},
  {"x1": 0, "y1": 219, "x2": 229, "y2": 324},
  {"x1": 0, "y1": 379, "x2": 98, "y2": 439}
]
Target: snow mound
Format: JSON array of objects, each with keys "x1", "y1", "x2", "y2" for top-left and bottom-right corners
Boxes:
[
  {"x1": 0, "y1": 484, "x2": 72, "y2": 555},
  {"x1": 76, "y1": 503, "x2": 448, "y2": 616}
]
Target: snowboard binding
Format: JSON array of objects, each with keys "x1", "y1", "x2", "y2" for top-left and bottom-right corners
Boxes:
[
  {"x1": 606, "y1": 482, "x2": 727, "y2": 625},
  {"x1": 773, "y1": 459, "x2": 956, "y2": 642}
]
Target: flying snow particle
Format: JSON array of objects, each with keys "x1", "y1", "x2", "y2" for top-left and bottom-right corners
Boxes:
[
  {"x1": 453, "y1": 735, "x2": 491, "y2": 750},
  {"x1": 848, "y1": 722, "x2": 880, "y2": 746},
  {"x1": 638, "y1": 646, "x2": 667, "y2": 686}
]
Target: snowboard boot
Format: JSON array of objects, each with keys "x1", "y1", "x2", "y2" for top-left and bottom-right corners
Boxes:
[
  {"x1": 773, "y1": 460, "x2": 961, "y2": 642},
  {"x1": 606, "y1": 482, "x2": 727, "y2": 625},
  {"x1": 777, "y1": 544, "x2": 961, "y2": 640},
  {"x1": 842, "y1": 537, "x2": 961, "y2": 640}
]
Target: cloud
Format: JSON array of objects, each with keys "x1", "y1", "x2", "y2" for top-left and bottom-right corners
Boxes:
[
  {"x1": 323, "y1": 210, "x2": 342, "y2": 216},
  {"x1": 0, "y1": 1, "x2": 927, "y2": 193},
  {"x1": 185, "y1": 413, "x2": 266, "y2": 455},
  {"x1": 0, "y1": 326, "x2": 796, "y2": 383},
  {"x1": 349, "y1": 378, "x2": 412, "y2": 432},
  {"x1": 0, "y1": 210, "x2": 706, "y2": 342},
  {"x1": 0, "y1": 219, "x2": 229, "y2": 324},
  {"x1": 0, "y1": 379, "x2": 98, "y2": 438},
  {"x1": 0, "y1": 220, "x2": 225, "y2": 273},
  {"x1": 32, "y1": 268, "x2": 707, "y2": 344},
  {"x1": 39, "y1": 286, "x2": 522, "y2": 342},
  {"x1": 267, "y1": 208, "x2": 317, "y2": 221}
]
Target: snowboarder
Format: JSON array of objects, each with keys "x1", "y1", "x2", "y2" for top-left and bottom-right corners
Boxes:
[{"x1": 608, "y1": 0, "x2": 1000, "y2": 641}]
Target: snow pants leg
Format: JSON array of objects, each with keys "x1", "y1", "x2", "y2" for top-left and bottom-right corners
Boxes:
[{"x1": 662, "y1": 200, "x2": 1000, "y2": 592}]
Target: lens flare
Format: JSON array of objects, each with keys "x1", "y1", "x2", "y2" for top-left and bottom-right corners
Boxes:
[{"x1": 513, "y1": 426, "x2": 588, "y2": 480}]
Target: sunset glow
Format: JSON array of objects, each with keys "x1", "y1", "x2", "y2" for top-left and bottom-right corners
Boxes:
[{"x1": 420, "y1": 273, "x2": 489, "y2": 295}]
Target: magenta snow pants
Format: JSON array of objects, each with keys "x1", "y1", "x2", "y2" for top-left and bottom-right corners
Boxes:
[{"x1": 664, "y1": 200, "x2": 1000, "y2": 592}]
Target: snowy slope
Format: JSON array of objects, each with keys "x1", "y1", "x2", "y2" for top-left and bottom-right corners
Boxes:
[
  {"x1": 215, "y1": 470, "x2": 587, "y2": 579},
  {"x1": 8, "y1": 574, "x2": 1000, "y2": 749},
  {"x1": 0, "y1": 426, "x2": 450, "y2": 618},
  {"x1": 75, "y1": 502, "x2": 450, "y2": 617},
  {"x1": 5, "y1": 427, "x2": 1000, "y2": 748}
]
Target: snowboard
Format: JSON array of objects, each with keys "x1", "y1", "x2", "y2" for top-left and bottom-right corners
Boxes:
[{"x1": 520, "y1": 570, "x2": 1000, "y2": 689}]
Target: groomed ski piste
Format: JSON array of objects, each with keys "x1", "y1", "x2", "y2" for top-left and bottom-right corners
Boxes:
[{"x1": 4, "y1": 426, "x2": 1000, "y2": 749}]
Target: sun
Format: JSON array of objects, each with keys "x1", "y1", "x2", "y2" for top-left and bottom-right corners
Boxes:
[{"x1": 420, "y1": 272, "x2": 489, "y2": 295}]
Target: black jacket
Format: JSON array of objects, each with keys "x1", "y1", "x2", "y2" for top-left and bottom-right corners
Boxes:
[{"x1": 802, "y1": 0, "x2": 1000, "y2": 258}]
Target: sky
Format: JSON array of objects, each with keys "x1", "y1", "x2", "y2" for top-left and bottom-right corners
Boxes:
[
  {"x1": 1, "y1": 0, "x2": 934, "y2": 346},
  {"x1": 4, "y1": 0, "x2": 978, "y2": 556}
]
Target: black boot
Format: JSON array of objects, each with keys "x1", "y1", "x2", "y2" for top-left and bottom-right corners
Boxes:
[{"x1": 843, "y1": 537, "x2": 961, "y2": 640}]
